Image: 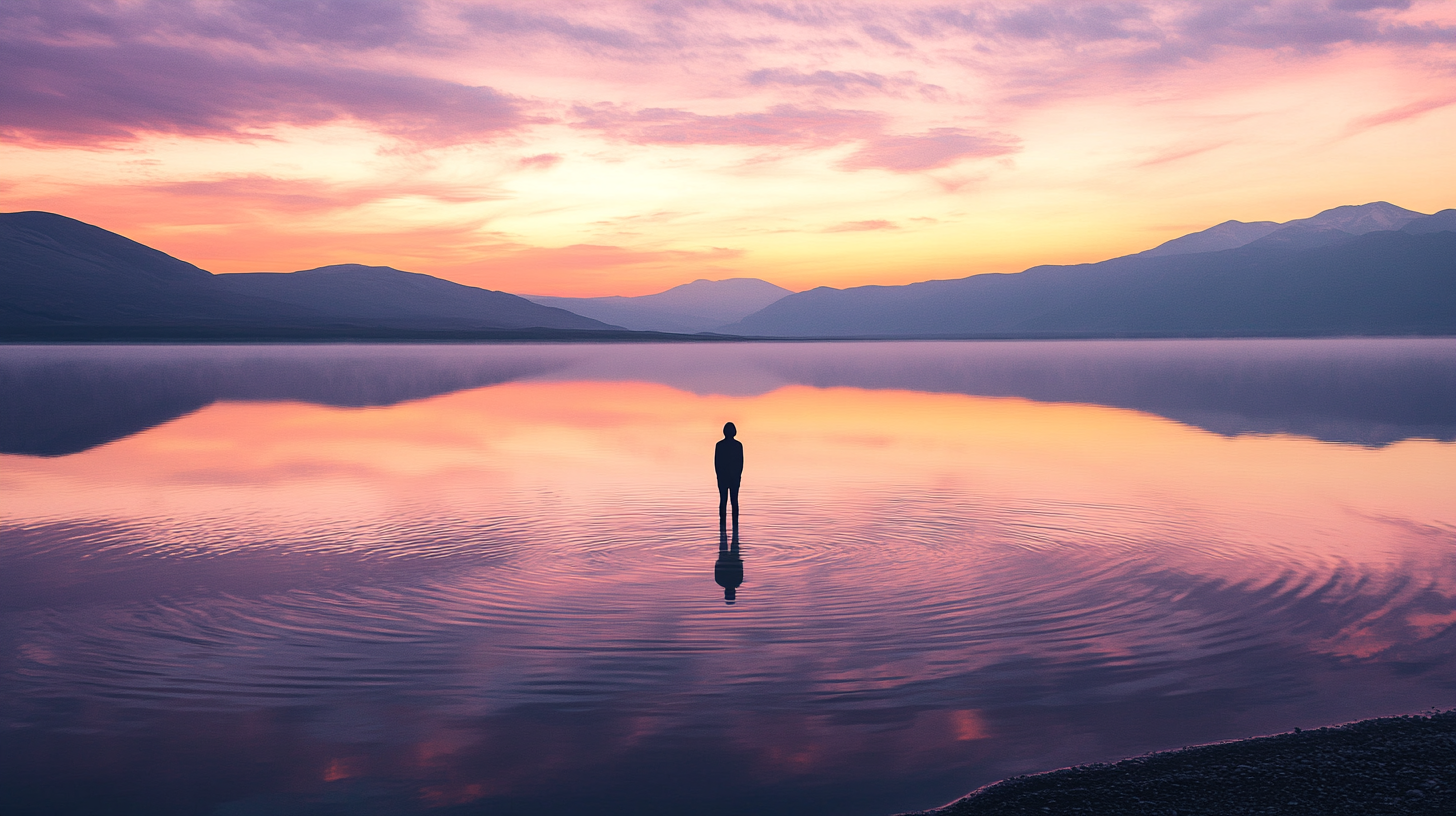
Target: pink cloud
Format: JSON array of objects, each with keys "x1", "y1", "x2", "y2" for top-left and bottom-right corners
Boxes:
[
  {"x1": 824, "y1": 220, "x2": 899, "y2": 232},
  {"x1": 842, "y1": 128, "x2": 1020, "y2": 172},
  {"x1": 1345, "y1": 95, "x2": 1456, "y2": 135},
  {"x1": 145, "y1": 175, "x2": 508, "y2": 213},
  {"x1": 518, "y1": 153, "x2": 563, "y2": 170}
]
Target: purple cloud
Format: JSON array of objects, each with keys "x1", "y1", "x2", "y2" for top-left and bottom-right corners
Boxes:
[
  {"x1": 862, "y1": 23, "x2": 913, "y2": 47},
  {"x1": 991, "y1": 2, "x2": 1155, "y2": 43},
  {"x1": 0, "y1": 39, "x2": 524, "y2": 145},
  {"x1": 218, "y1": 0, "x2": 428, "y2": 48},
  {"x1": 1330, "y1": 0, "x2": 1412, "y2": 10},
  {"x1": 460, "y1": 5, "x2": 643, "y2": 49},
  {"x1": 747, "y1": 68, "x2": 895, "y2": 92},
  {"x1": 1, "y1": 0, "x2": 431, "y2": 49},
  {"x1": 0, "y1": 0, "x2": 533, "y2": 145},
  {"x1": 902, "y1": 1, "x2": 1456, "y2": 66},
  {"x1": 745, "y1": 67, "x2": 944, "y2": 98}
]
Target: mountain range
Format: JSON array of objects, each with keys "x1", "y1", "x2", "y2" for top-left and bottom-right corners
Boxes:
[
  {"x1": 724, "y1": 202, "x2": 1456, "y2": 337},
  {"x1": 2, "y1": 202, "x2": 1454, "y2": 340}
]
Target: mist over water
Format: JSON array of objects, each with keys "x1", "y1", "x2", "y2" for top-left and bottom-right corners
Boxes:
[{"x1": 2, "y1": 341, "x2": 1454, "y2": 816}]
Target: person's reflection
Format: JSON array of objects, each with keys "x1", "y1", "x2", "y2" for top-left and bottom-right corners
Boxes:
[{"x1": 715, "y1": 519, "x2": 744, "y2": 605}]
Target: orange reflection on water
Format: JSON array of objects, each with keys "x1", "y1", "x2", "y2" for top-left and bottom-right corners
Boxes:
[{"x1": 3, "y1": 379, "x2": 1451, "y2": 575}]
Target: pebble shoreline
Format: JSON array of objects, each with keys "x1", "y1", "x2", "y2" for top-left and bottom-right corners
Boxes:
[{"x1": 900, "y1": 710, "x2": 1456, "y2": 816}]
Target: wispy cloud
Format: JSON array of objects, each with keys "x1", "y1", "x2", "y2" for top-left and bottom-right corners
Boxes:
[
  {"x1": 1133, "y1": 140, "x2": 1231, "y2": 168},
  {"x1": 1345, "y1": 94, "x2": 1456, "y2": 135},
  {"x1": 571, "y1": 103, "x2": 886, "y2": 147},
  {"x1": 824, "y1": 219, "x2": 899, "y2": 232},
  {"x1": 571, "y1": 103, "x2": 1017, "y2": 171}
]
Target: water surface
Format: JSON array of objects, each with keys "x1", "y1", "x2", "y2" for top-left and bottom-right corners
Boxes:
[{"x1": 2, "y1": 340, "x2": 1454, "y2": 816}]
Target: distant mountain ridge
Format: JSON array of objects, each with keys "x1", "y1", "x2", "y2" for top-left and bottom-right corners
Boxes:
[
  {"x1": 0, "y1": 212, "x2": 619, "y2": 339},
  {"x1": 525, "y1": 278, "x2": 792, "y2": 333},
  {"x1": 4, "y1": 203, "x2": 1455, "y2": 341},
  {"x1": 1138, "y1": 201, "x2": 1427, "y2": 258},
  {"x1": 724, "y1": 203, "x2": 1456, "y2": 338}
]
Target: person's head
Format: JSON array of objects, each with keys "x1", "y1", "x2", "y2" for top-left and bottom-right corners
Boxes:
[{"x1": 722, "y1": 422, "x2": 737, "y2": 438}]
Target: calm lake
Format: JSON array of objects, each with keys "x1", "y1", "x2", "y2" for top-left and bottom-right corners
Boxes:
[{"x1": 3, "y1": 340, "x2": 1455, "y2": 816}]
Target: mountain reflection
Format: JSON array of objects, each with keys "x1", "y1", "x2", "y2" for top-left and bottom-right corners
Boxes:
[
  {"x1": 0, "y1": 344, "x2": 568, "y2": 456},
  {"x1": 2, "y1": 339, "x2": 1454, "y2": 456}
]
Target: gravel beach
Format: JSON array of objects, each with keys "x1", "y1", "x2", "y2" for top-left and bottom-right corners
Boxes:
[{"x1": 901, "y1": 710, "x2": 1456, "y2": 816}]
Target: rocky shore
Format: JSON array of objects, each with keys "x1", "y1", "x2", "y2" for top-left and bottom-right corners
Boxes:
[{"x1": 903, "y1": 710, "x2": 1456, "y2": 816}]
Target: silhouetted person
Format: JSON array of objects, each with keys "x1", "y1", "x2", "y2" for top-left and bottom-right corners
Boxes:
[
  {"x1": 715, "y1": 422, "x2": 743, "y2": 525},
  {"x1": 715, "y1": 520, "x2": 743, "y2": 605}
]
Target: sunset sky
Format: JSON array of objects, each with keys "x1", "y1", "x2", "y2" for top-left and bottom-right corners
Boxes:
[{"x1": 3, "y1": 0, "x2": 1455, "y2": 296}]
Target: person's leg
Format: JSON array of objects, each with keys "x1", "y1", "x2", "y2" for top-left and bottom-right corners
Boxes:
[
  {"x1": 719, "y1": 484, "x2": 729, "y2": 519},
  {"x1": 729, "y1": 485, "x2": 739, "y2": 522}
]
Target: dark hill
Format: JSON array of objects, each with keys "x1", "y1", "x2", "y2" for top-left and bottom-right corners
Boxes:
[
  {"x1": 0, "y1": 212, "x2": 619, "y2": 338},
  {"x1": 215, "y1": 264, "x2": 606, "y2": 331},
  {"x1": 0, "y1": 211, "x2": 319, "y2": 328}
]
